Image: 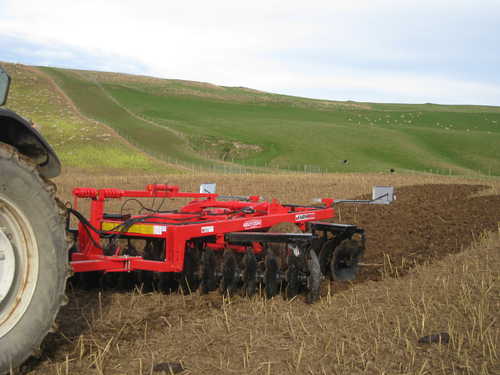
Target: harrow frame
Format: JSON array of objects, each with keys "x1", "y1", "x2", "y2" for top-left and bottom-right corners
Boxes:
[
  {"x1": 66, "y1": 182, "x2": 392, "y2": 301},
  {"x1": 68, "y1": 183, "x2": 336, "y2": 274}
]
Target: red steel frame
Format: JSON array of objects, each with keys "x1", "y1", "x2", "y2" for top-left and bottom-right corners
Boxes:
[{"x1": 70, "y1": 183, "x2": 336, "y2": 274}]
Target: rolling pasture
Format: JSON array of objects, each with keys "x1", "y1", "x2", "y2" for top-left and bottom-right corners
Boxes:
[{"x1": 34, "y1": 65, "x2": 500, "y2": 177}]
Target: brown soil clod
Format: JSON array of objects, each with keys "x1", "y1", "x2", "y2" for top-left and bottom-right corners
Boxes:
[{"x1": 418, "y1": 332, "x2": 451, "y2": 344}]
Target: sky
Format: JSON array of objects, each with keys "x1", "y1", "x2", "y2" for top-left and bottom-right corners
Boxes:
[{"x1": 0, "y1": 0, "x2": 499, "y2": 106}]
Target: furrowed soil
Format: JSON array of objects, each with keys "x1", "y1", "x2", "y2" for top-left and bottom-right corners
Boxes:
[{"x1": 22, "y1": 175, "x2": 500, "y2": 374}]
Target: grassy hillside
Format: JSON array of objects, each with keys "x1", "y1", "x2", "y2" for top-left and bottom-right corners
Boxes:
[
  {"x1": 2, "y1": 63, "x2": 181, "y2": 174},
  {"x1": 8, "y1": 63, "x2": 500, "y2": 176}
]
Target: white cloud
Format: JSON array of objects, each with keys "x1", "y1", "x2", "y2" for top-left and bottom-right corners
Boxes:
[{"x1": 1, "y1": 0, "x2": 499, "y2": 105}]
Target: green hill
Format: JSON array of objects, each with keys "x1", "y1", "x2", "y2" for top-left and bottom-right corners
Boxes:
[
  {"x1": 6, "y1": 63, "x2": 500, "y2": 176},
  {"x1": 3, "y1": 63, "x2": 180, "y2": 174}
]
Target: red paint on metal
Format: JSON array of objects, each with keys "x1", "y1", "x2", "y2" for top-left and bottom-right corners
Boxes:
[{"x1": 70, "y1": 184, "x2": 334, "y2": 274}]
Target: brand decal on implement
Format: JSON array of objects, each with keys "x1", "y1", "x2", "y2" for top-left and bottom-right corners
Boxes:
[
  {"x1": 295, "y1": 213, "x2": 315, "y2": 221},
  {"x1": 243, "y1": 219, "x2": 262, "y2": 230},
  {"x1": 201, "y1": 226, "x2": 214, "y2": 233},
  {"x1": 154, "y1": 225, "x2": 167, "y2": 235}
]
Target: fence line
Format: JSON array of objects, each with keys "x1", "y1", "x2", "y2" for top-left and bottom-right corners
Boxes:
[{"x1": 409, "y1": 168, "x2": 499, "y2": 180}]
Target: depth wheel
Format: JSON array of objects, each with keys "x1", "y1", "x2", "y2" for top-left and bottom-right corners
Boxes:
[{"x1": 0, "y1": 144, "x2": 71, "y2": 373}]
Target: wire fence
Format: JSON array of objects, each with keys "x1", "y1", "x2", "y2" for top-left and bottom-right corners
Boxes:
[{"x1": 409, "y1": 168, "x2": 499, "y2": 180}]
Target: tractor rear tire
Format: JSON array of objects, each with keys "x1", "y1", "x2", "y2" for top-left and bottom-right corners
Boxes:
[{"x1": 0, "y1": 143, "x2": 71, "y2": 374}]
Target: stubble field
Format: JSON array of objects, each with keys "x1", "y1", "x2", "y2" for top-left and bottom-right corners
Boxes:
[{"x1": 18, "y1": 172, "x2": 500, "y2": 374}]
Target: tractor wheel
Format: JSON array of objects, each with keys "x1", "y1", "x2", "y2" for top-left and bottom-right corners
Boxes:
[{"x1": 0, "y1": 143, "x2": 71, "y2": 374}]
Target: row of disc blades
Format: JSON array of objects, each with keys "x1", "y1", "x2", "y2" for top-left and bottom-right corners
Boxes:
[
  {"x1": 183, "y1": 246, "x2": 324, "y2": 303},
  {"x1": 78, "y1": 236, "x2": 364, "y2": 303}
]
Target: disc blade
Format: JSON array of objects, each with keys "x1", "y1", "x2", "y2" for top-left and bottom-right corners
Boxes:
[
  {"x1": 267, "y1": 222, "x2": 302, "y2": 270},
  {"x1": 310, "y1": 235, "x2": 327, "y2": 256},
  {"x1": 221, "y1": 248, "x2": 238, "y2": 297},
  {"x1": 242, "y1": 248, "x2": 258, "y2": 297},
  {"x1": 200, "y1": 246, "x2": 218, "y2": 294},
  {"x1": 307, "y1": 250, "x2": 323, "y2": 303},
  {"x1": 179, "y1": 246, "x2": 199, "y2": 295},
  {"x1": 331, "y1": 240, "x2": 365, "y2": 281},
  {"x1": 318, "y1": 238, "x2": 335, "y2": 276},
  {"x1": 285, "y1": 253, "x2": 300, "y2": 300},
  {"x1": 264, "y1": 250, "x2": 279, "y2": 298}
]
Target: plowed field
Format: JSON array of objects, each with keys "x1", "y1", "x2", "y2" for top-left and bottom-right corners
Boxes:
[
  {"x1": 331, "y1": 183, "x2": 500, "y2": 291},
  {"x1": 23, "y1": 181, "x2": 500, "y2": 374}
]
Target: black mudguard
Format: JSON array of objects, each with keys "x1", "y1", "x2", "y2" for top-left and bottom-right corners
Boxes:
[{"x1": 0, "y1": 107, "x2": 61, "y2": 178}]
